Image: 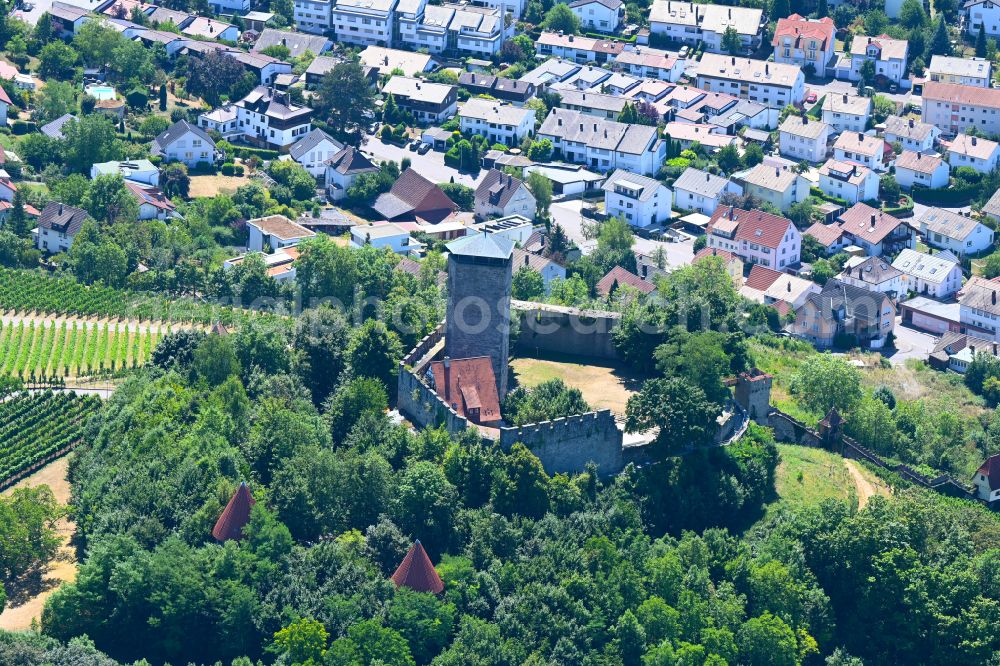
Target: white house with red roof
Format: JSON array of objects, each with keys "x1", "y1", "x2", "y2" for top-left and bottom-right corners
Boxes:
[
  {"x1": 973, "y1": 453, "x2": 1000, "y2": 503},
  {"x1": 946, "y1": 134, "x2": 1000, "y2": 174},
  {"x1": 894, "y1": 150, "x2": 950, "y2": 191},
  {"x1": 818, "y1": 159, "x2": 879, "y2": 205},
  {"x1": 772, "y1": 14, "x2": 835, "y2": 74},
  {"x1": 707, "y1": 206, "x2": 801, "y2": 270},
  {"x1": 124, "y1": 181, "x2": 177, "y2": 221},
  {"x1": 835, "y1": 203, "x2": 916, "y2": 257}
]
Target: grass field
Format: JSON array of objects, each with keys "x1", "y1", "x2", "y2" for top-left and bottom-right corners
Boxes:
[
  {"x1": 768, "y1": 444, "x2": 861, "y2": 517},
  {"x1": 509, "y1": 356, "x2": 642, "y2": 414},
  {"x1": 189, "y1": 174, "x2": 251, "y2": 197}
]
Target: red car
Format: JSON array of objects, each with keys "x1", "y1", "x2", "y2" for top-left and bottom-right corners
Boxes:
[{"x1": 805, "y1": 91, "x2": 818, "y2": 103}]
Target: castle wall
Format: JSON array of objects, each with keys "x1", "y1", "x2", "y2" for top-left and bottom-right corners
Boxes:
[
  {"x1": 499, "y1": 410, "x2": 624, "y2": 477},
  {"x1": 512, "y1": 301, "x2": 621, "y2": 361}
]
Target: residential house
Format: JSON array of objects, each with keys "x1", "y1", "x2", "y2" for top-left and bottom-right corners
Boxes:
[
  {"x1": 893, "y1": 150, "x2": 950, "y2": 190},
  {"x1": 833, "y1": 131, "x2": 885, "y2": 171},
  {"x1": 928, "y1": 331, "x2": 999, "y2": 372},
  {"x1": 325, "y1": 146, "x2": 380, "y2": 201},
  {"x1": 472, "y1": 214, "x2": 534, "y2": 244},
  {"x1": 736, "y1": 163, "x2": 809, "y2": 212},
  {"x1": 916, "y1": 206, "x2": 995, "y2": 256},
  {"x1": 772, "y1": 14, "x2": 836, "y2": 74},
  {"x1": 602, "y1": 169, "x2": 672, "y2": 228},
  {"x1": 821, "y1": 93, "x2": 872, "y2": 134},
  {"x1": 959, "y1": 275, "x2": 1000, "y2": 339},
  {"x1": 33, "y1": 202, "x2": 88, "y2": 254},
  {"x1": 329, "y1": 0, "x2": 395, "y2": 47},
  {"x1": 49, "y1": 2, "x2": 92, "y2": 37},
  {"x1": 90, "y1": 159, "x2": 159, "y2": 186},
  {"x1": 649, "y1": 2, "x2": 764, "y2": 54},
  {"x1": 458, "y1": 99, "x2": 535, "y2": 146},
  {"x1": 294, "y1": 0, "x2": 333, "y2": 34},
  {"x1": 124, "y1": 181, "x2": 176, "y2": 221},
  {"x1": 883, "y1": 116, "x2": 940, "y2": 153},
  {"x1": 663, "y1": 122, "x2": 737, "y2": 151},
  {"x1": 148, "y1": 7, "x2": 193, "y2": 29},
  {"x1": 247, "y1": 215, "x2": 316, "y2": 252},
  {"x1": 151, "y1": 120, "x2": 216, "y2": 168},
  {"x1": 535, "y1": 32, "x2": 626, "y2": 64},
  {"x1": 706, "y1": 206, "x2": 801, "y2": 269},
  {"x1": 474, "y1": 169, "x2": 536, "y2": 221},
  {"x1": 360, "y1": 46, "x2": 435, "y2": 76},
  {"x1": 235, "y1": 86, "x2": 313, "y2": 149},
  {"x1": 458, "y1": 73, "x2": 536, "y2": 104},
  {"x1": 253, "y1": 29, "x2": 331, "y2": 58},
  {"x1": 696, "y1": 54, "x2": 805, "y2": 108},
  {"x1": 519, "y1": 58, "x2": 582, "y2": 89},
  {"x1": 136, "y1": 29, "x2": 186, "y2": 56},
  {"x1": 39, "y1": 113, "x2": 76, "y2": 140},
  {"x1": 818, "y1": 159, "x2": 879, "y2": 204},
  {"x1": 569, "y1": 0, "x2": 624, "y2": 33},
  {"x1": 972, "y1": 454, "x2": 1000, "y2": 503},
  {"x1": 982, "y1": 187, "x2": 1000, "y2": 224},
  {"x1": 672, "y1": 167, "x2": 742, "y2": 214},
  {"x1": 224, "y1": 247, "x2": 300, "y2": 283},
  {"x1": 303, "y1": 56, "x2": 342, "y2": 87},
  {"x1": 226, "y1": 51, "x2": 292, "y2": 86},
  {"x1": 537, "y1": 108, "x2": 665, "y2": 175},
  {"x1": 288, "y1": 128, "x2": 343, "y2": 178},
  {"x1": 792, "y1": 278, "x2": 895, "y2": 348},
  {"x1": 613, "y1": 46, "x2": 685, "y2": 82},
  {"x1": 0, "y1": 179, "x2": 16, "y2": 202},
  {"x1": 556, "y1": 89, "x2": 628, "y2": 120},
  {"x1": 382, "y1": 76, "x2": 458, "y2": 125},
  {"x1": 520, "y1": 163, "x2": 606, "y2": 196},
  {"x1": 0, "y1": 81, "x2": 10, "y2": 128},
  {"x1": 397, "y1": 2, "x2": 509, "y2": 57},
  {"x1": 928, "y1": 55, "x2": 992, "y2": 87},
  {"x1": 947, "y1": 134, "x2": 1000, "y2": 173},
  {"x1": 512, "y1": 248, "x2": 566, "y2": 292},
  {"x1": 181, "y1": 17, "x2": 239, "y2": 42},
  {"x1": 199, "y1": 104, "x2": 240, "y2": 140},
  {"x1": 965, "y1": 0, "x2": 1000, "y2": 38},
  {"x1": 891, "y1": 248, "x2": 963, "y2": 299},
  {"x1": 373, "y1": 168, "x2": 458, "y2": 223},
  {"x1": 778, "y1": 115, "x2": 830, "y2": 162},
  {"x1": 845, "y1": 34, "x2": 908, "y2": 85},
  {"x1": 838, "y1": 255, "x2": 905, "y2": 300},
  {"x1": 804, "y1": 221, "x2": 848, "y2": 255},
  {"x1": 835, "y1": 203, "x2": 915, "y2": 256},
  {"x1": 693, "y1": 246, "x2": 744, "y2": 284},
  {"x1": 350, "y1": 222, "x2": 419, "y2": 254},
  {"x1": 740, "y1": 264, "x2": 820, "y2": 310},
  {"x1": 596, "y1": 265, "x2": 656, "y2": 298},
  {"x1": 922, "y1": 82, "x2": 1000, "y2": 137}
]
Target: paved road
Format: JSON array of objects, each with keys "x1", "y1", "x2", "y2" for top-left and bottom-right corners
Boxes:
[
  {"x1": 804, "y1": 78, "x2": 914, "y2": 110},
  {"x1": 360, "y1": 138, "x2": 486, "y2": 188},
  {"x1": 13, "y1": 0, "x2": 54, "y2": 26},
  {"x1": 551, "y1": 199, "x2": 695, "y2": 267},
  {"x1": 887, "y1": 319, "x2": 938, "y2": 366}
]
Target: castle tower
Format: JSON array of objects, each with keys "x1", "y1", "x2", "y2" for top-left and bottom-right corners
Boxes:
[
  {"x1": 734, "y1": 369, "x2": 773, "y2": 425},
  {"x1": 445, "y1": 232, "x2": 514, "y2": 398}
]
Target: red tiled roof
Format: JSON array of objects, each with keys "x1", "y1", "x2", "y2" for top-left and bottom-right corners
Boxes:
[
  {"x1": 429, "y1": 356, "x2": 501, "y2": 424},
  {"x1": 977, "y1": 454, "x2": 1000, "y2": 491},
  {"x1": 212, "y1": 482, "x2": 255, "y2": 542},
  {"x1": 804, "y1": 221, "x2": 844, "y2": 247},
  {"x1": 772, "y1": 14, "x2": 834, "y2": 49},
  {"x1": 0, "y1": 83, "x2": 11, "y2": 106},
  {"x1": 391, "y1": 541, "x2": 445, "y2": 594},
  {"x1": 373, "y1": 168, "x2": 458, "y2": 223},
  {"x1": 744, "y1": 264, "x2": 782, "y2": 291},
  {"x1": 836, "y1": 203, "x2": 908, "y2": 245},
  {"x1": 708, "y1": 206, "x2": 794, "y2": 250},
  {"x1": 693, "y1": 246, "x2": 736, "y2": 263},
  {"x1": 596, "y1": 265, "x2": 656, "y2": 297}
]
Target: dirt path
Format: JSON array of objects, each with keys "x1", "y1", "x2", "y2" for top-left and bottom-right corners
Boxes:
[
  {"x1": 844, "y1": 459, "x2": 888, "y2": 509},
  {"x1": 0, "y1": 456, "x2": 77, "y2": 631}
]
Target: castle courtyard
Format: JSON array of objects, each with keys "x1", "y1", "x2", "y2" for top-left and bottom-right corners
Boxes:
[{"x1": 509, "y1": 356, "x2": 642, "y2": 416}]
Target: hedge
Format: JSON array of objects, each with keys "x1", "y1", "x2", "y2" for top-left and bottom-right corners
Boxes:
[
  {"x1": 911, "y1": 184, "x2": 978, "y2": 205},
  {"x1": 232, "y1": 145, "x2": 281, "y2": 161},
  {"x1": 809, "y1": 186, "x2": 849, "y2": 208}
]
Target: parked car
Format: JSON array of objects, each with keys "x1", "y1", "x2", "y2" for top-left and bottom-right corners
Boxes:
[
  {"x1": 407, "y1": 139, "x2": 419, "y2": 151},
  {"x1": 678, "y1": 46, "x2": 689, "y2": 58},
  {"x1": 417, "y1": 142, "x2": 431, "y2": 154},
  {"x1": 805, "y1": 91, "x2": 817, "y2": 103}
]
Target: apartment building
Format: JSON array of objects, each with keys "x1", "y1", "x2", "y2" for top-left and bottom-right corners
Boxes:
[
  {"x1": 772, "y1": 14, "x2": 835, "y2": 74},
  {"x1": 778, "y1": 115, "x2": 830, "y2": 163},
  {"x1": 382, "y1": 76, "x2": 458, "y2": 124},
  {"x1": 672, "y1": 167, "x2": 742, "y2": 214},
  {"x1": 696, "y1": 54, "x2": 805, "y2": 108},
  {"x1": 927, "y1": 55, "x2": 993, "y2": 88},
  {"x1": 921, "y1": 81, "x2": 1000, "y2": 136},
  {"x1": 706, "y1": 206, "x2": 801, "y2": 269},
  {"x1": 398, "y1": 1, "x2": 508, "y2": 57},
  {"x1": 458, "y1": 99, "x2": 535, "y2": 146},
  {"x1": 536, "y1": 32, "x2": 626, "y2": 64},
  {"x1": 235, "y1": 87, "x2": 313, "y2": 149},
  {"x1": 602, "y1": 169, "x2": 673, "y2": 228},
  {"x1": 294, "y1": 0, "x2": 333, "y2": 33},
  {"x1": 821, "y1": 93, "x2": 872, "y2": 134},
  {"x1": 537, "y1": 108, "x2": 665, "y2": 175},
  {"x1": 649, "y1": 1, "x2": 763, "y2": 54}
]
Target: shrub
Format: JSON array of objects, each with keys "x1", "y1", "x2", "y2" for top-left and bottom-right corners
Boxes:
[
  {"x1": 221, "y1": 163, "x2": 236, "y2": 176},
  {"x1": 233, "y1": 165, "x2": 245, "y2": 176},
  {"x1": 11, "y1": 120, "x2": 34, "y2": 135}
]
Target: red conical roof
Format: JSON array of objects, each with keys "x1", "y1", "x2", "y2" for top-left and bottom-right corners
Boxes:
[
  {"x1": 390, "y1": 541, "x2": 444, "y2": 594},
  {"x1": 212, "y1": 482, "x2": 256, "y2": 542}
]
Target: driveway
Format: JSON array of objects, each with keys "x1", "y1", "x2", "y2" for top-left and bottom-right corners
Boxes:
[
  {"x1": 13, "y1": 0, "x2": 53, "y2": 26},
  {"x1": 805, "y1": 78, "x2": 913, "y2": 110},
  {"x1": 551, "y1": 199, "x2": 695, "y2": 268},
  {"x1": 887, "y1": 318, "x2": 938, "y2": 366},
  {"x1": 360, "y1": 137, "x2": 485, "y2": 188}
]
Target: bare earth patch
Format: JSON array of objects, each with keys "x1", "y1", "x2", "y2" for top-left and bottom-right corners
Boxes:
[
  {"x1": 189, "y1": 174, "x2": 251, "y2": 198},
  {"x1": 844, "y1": 459, "x2": 889, "y2": 509},
  {"x1": 509, "y1": 356, "x2": 641, "y2": 415},
  {"x1": 0, "y1": 456, "x2": 77, "y2": 631}
]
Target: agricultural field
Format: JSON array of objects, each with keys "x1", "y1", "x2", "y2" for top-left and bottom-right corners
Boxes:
[
  {"x1": 0, "y1": 392, "x2": 101, "y2": 485},
  {"x1": 0, "y1": 318, "x2": 165, "y2": 379},
  {"x1": 0, "y1": 268, "x2": 264, "y2": 326}
]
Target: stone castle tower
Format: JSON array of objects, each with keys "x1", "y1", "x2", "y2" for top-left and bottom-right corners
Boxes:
[
  {"x1": 444, "y1": 232, "x2": 514, "y2": 397},
  {"x1": 734, "y1": 369, "x2": 773, "y2": 425}
]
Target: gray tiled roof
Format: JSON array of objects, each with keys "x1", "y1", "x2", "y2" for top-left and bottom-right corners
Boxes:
[
  {"x1": 289, "y1": 128, "x2": 342, "y2": 161},
  {"x1": 672, "y1": 167, "x2": 731, "y2": 198},
  {"x1": 153, "y1": 119, "x2": 214, "y2": 152}
]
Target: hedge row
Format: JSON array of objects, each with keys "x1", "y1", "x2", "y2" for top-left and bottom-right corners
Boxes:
[{"x1": 911, "y1": 184, "x2": 978, "y2": 205}]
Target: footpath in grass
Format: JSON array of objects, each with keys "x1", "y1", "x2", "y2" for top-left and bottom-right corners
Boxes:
[{"x1": 767, "y1": 444, "x2": 881, "y2": 518}]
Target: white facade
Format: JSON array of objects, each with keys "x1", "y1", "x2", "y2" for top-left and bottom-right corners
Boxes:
[
  {"x1": 928, "y1": 56, "x2": 993, "y2": 88},
  {"x1": 921, "y1": 82, "x2": 1000, "y2": 137},
  {"x1": 602, "y1": 169, "x2": 672, "y2": 228},
  {"x1": 696, "y1": 54, "x2": 805, "y2": 109},
  {"x1": 351, "y1": 223, "x2": 414, "y2": 253},
  {"x1": 778, "y1": 116, "x2": 830, "y2": 163},
  {"x1": 672, "y1": 168, "x2": 742, "y2": 214},
  {"x1": 199, "y1": 104, "x2": 240, "y2": 140},
  {"x1": 295, "y1": 0, "x2": 333, "y2": 34},
  {"x1": 883, "y1": 116, "x2": 940, "y2": 153},
  {"x1": 893, "y1": 151, "x2": 950, "y2": 191},
  {"x1": 236, "y1": 88, "x2": 313, "y2": 150},
  {"x1": 833, "y1": 132, "x2": 885, "y2": 171},
  {"x1": 332, "y1": 0, "x2": 396, "y2": 47},
  {"x1": 966, "y1": 0, "x2": 1000, "y2": 38},
  {"x1": 892, "y1": 249, "x2": 962, "y2": 299},
  {"x1": 947, "y1": 135, "x2": 1000, "y2": 174},
  {"x1": 290, "y1": 130, "x2": 343, "y2": 178},
  {"x1": 917, "y1": 207, "x2": 995, "y2": 257},
  {"x1": 152, "y1": 122, "x2": 215, "y2": 169},
  {"x1": 459, "y1": 99, "x2": 535, "y2": 146},
  {"x1": 818, "y1": 160, "x2": 879, "y2": 204},
  {"x1": 649, "y1": 2, "x2": 763, "y2": 53},
  {"x1": 247, "y1": 216, "x2": 315, "y2": 252},
  {"x1": 538, "y1": 109, "x2": 666, "y2": 176},
  {"x1": 570, "y1": 0, "x2": 623, "y2": 33},
  {"x1": 846, "y1": 35, "x2": 908, "y2": 85},
  {"x1": 821, "y1": 94, "x2": 872, "y2": 134}
]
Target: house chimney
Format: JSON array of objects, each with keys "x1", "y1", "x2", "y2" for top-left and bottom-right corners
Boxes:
[
  {"x1": 444, "y1": 356, "x2": 451, "y2": 369},
  {"x1": 908, "y1": 118, "x2": 914, "y2": 128},
  {"x1": 731, "y1": 56, "x2": 736, "y2": 65},
  {"x1": 524, "y1": 254, "x2": 529, "y2": 266},
  {"x1": 579, "y1": 123, "x2": 584, "y2": 131},
  {"x1": 972, "y1": 345, "x2": 977, "y2": 354},
  {"x1": 787, "y1": 281, "x2": 791, "y2": 292},
  {"x1": 775, "y1": 167, "x2": 780, "y2": 177},
  {"x1": 803, "y1": 116, "x2": 808, "y2": 125},
  {"x1": 58, "y1": 204, "x2": 63, "y2": 215},
  {"x1": 728, "y1": 7, "x2": 731, "y2": 17},
  {"x1": 281, "y1": 37, "x2": 286, "y2": 46},
  {"x1": 973, "y1": 136, "x2": 978, "y2": 146},
  {"x1": 843, "y1": 93, "x2": 848, "y2": 104},
  {"x1": 870, "y1": 214, "x2": 876, "y2": 228},
  {"x1": 706, "y1": 172, "x2": 710, "y2": 181},
  {"x1": 765, "y1": 63, "x2": 769, "y2": 75},
  {"x1": 917, "y1": 151, "x2": 922, "y2": 159},
  {"x1": 993, "y1": 290, "x2": 997, "y2": 305},
  {"x1": 857, "y1": 132, "x2": 863, "y2": 142}
]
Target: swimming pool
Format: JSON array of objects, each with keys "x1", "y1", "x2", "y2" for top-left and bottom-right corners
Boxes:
[{"x1": 84, "y1": 84, "x2": 117, "y2": 101}]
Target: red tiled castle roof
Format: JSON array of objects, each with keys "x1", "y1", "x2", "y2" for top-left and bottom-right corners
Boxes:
[
  {"x1": 212, "y1": 482, "x2": 255, "y2": 542},
  {"x1": 391, "y1": 540, "x2": 444, "y2": 594}
]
